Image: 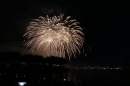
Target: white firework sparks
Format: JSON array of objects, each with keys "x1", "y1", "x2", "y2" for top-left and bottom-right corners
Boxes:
[{"x1": 23, "y1": 14, "x2": 84, "y2": 60}]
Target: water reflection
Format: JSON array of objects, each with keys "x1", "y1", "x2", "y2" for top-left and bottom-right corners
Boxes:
[
  {"x1": 52, "y1": 69, "x2": 122, "y2": 85},
  {"x1": 0, "y1": 69, "x2": 130, "y2": 86}
]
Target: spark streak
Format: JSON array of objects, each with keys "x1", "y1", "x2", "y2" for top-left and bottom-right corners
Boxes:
[{"x1": 23, "y1": 14, "x2": 84, "y2": 60}]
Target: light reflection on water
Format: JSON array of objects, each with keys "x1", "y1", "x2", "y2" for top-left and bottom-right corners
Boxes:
[
  {"x1": 0, "y1": 69, "x2": 130, "y2": 85},
  {"x1": 52, "y1": 69, "x2": 130, "y2": 85}
]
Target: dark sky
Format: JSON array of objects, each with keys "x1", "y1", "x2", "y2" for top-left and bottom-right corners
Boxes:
[{"x1": 0, "y1": 0, "x2": 130, "y2": 67}]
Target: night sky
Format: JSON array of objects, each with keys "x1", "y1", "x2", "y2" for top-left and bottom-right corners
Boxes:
[{"x1": 0, "y1": 0, "x2": 130, "y2": 67}]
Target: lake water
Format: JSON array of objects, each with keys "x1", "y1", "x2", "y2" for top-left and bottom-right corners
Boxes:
[
  {"x1": 1, "y1": 69, "x2": 130, "y2": 86},
  {"x1": 52, "y1": 69, "x2": 130, "y2": 86}
]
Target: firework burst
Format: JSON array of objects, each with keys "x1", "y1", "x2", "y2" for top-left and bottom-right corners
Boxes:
[{"x1": 23, "y1": 14, "x2": 84, "y2": 60}]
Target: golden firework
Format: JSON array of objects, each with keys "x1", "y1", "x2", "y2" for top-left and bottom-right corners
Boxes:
[{"x1": 23, "y1": 14, "x2": 84, "y2": 60}]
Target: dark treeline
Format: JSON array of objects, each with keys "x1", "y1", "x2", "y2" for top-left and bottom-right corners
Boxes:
[
  {"x1": 0, "y1": 52, "x2": 74, "y2": 86},
  {"x1": 0, "y1": 52, "x2": 69, "y2": 76}
]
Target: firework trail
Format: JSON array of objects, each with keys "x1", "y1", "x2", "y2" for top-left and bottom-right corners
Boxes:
[{"x1": 23, "y1": 14, "x2": 84, "y2": 60}]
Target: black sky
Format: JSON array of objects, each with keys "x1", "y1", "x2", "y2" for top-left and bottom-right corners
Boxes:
[{"x1": 0, "y1": 0, "x2": 130, "y2": 67}]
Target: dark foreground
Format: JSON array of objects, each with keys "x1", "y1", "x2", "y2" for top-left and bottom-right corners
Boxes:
[{"x1": 0, "y1": 69, "x2": 130, "y2": 86}]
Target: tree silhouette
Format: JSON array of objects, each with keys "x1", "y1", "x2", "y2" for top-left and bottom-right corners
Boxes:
[{"x1": 45, "y1": 56, "x2": 67, "y2": 66}]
